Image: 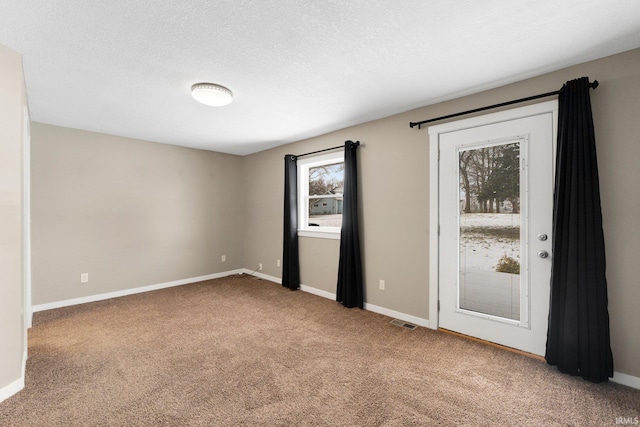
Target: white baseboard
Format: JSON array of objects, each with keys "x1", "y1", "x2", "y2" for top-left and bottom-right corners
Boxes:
[
  {"x1": 0, "y1": 349, "x2": 29, "y2": 404},
  {"x1": 364, "y1": 302, "x2": 430, "y2": 328},
  {"x1": 32, "y1": 269, "x2": 245, "y2": 312},
  {"x1": 242, "y1": 269, "x2": 282, "y2": 284},
  {"x1": 241, "y1": 270, "x2": 339, "y2": 301},
  {"x1": 299, "y1": 284, "x2": 336, "y2": 301},
  {"x1": 0, "y1": 376, "x2": 24, "y2": 404},
  {"x1": 612, "y1": 371, "x2": 640, "y2": 390},
  {"x1": 243, "y1": 270, "x2": 431, "y2": 329}
]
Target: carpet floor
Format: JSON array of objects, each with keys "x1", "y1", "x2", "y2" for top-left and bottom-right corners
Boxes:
[{"x1": 1, "y1": 274, "x2": 638, "y2": 426}]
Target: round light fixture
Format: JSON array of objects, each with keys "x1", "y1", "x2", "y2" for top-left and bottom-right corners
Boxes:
[{"x1": 191, "y1": 83, "x2": 233, "y2": 106}]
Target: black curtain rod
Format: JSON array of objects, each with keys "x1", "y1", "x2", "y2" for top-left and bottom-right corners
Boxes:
[
  {"x1": 292, "y1": 140, "x2": 360, "y2": 159},
  {"x1": 409, "y1": 80, "x2": 599, "y2": 129}
]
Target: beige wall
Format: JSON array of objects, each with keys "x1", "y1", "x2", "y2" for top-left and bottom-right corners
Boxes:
[
  {"x1": 241, "y1": 115, "x2": 430, "y2": 316},
  {"x1": 31, "y1": 124, "x2": 245, "y2": 305},
  {"x1": 242, "y1": 48, "x2": 640, "y2": 378},
  {"x1": 28, "y1": 49, "x2": 640, "y2": 379},
  {"x1": 0, "y1": 43, "x2": 26, "y2": 396}
]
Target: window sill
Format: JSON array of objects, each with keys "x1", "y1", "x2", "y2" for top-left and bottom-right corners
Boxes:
[{"x1": 298, "y1": 230, "x2": 341, "y2": 240}]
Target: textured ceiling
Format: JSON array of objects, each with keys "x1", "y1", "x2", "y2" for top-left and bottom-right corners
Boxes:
[{"x1": 1, "y1": 1, "x2": 639, "y2": 155}]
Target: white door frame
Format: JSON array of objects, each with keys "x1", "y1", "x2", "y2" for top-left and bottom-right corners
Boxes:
[
  {"x1": 23, "y1": 106, "x2": 32, "y2": 331},
  {"x1": 428, "y1": 100, "x2": 558, "y2": 331}
]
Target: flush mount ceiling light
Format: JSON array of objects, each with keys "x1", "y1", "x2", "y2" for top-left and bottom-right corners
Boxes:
[{"x1": 191, "y1": 83, "x2": 233, "y2": 106}]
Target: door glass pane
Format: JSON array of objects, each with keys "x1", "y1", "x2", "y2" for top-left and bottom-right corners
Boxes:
[{"x1": 458, "y1": 142, "x2": 520, "y2": 320}]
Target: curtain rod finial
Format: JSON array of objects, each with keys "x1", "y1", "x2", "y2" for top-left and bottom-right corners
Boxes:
[{"x1": 591, "y1": 80, "x2": 599, "y2": 89}]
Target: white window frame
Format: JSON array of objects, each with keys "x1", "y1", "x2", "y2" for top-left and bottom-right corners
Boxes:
[{"x1": 297, "y1": 151, "x2": 344, "y2": 239}]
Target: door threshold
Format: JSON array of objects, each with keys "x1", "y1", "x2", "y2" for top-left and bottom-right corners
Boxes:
[{"x1": 438, "y1": 328, "x2": 545, "y2": 361}]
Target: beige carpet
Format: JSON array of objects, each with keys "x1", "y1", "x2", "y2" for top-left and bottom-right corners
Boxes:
[{"x1": 1, "y1": 274, "x2": 638, "y2": 426}]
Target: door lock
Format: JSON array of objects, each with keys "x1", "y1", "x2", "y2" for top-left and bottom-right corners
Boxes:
[{"x1": 537, "y1": 250, "x2": 549, "y2": 259}]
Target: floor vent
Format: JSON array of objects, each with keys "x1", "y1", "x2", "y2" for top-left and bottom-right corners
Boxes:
[{"x1": 390, "y1": 319, "x2": 417, "y2": 330}]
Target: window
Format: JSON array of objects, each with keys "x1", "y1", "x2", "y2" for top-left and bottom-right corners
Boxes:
[{"x1": 298, "y1": 151, "x2": 344, "y2": 239}]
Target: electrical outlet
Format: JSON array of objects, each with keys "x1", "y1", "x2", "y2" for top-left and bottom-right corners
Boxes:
[
  {"x1": 81, "y1": 273, "x2": 89, "y2": 283},
  {"x1": 221, "y1": 255, "x2": 226, "y2": 262},
  {"x1": 379, "y1": 280, "x2": 385, "y2": 291},
  {"x1": 277, "y1": 259, "x2": 281, "y2": 267},
  {"x1": 259, "y1": 263, "x2": 263, "y2": 271}
]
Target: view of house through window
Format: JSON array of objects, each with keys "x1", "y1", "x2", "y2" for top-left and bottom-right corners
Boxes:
[
  {"x1": 308, "y1": 162, "x2": 344, "y2": 227},
  {"x1": 297, "y1": 151, "x2": 344, "y2": 238}
]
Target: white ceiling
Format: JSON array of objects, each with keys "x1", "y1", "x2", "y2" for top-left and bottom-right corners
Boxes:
[{"x1": 1, "y1": 1, "x2": 639, "y2": 155}]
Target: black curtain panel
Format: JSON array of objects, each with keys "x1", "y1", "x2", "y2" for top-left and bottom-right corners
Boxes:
[
  {"x1": 545, "y1": 77, "x2": 614, "y2": 382},
  {"x1": 282, "y1": 155, "x2": 300, "y2": 290},
  {"x1": 336, "y1": 140, "x2": 363, "y2": 308}
]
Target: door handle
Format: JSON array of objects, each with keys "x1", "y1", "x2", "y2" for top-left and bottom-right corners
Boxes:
[{"x1": 537, "y1": 250, "x2": 549, "y2": 259}]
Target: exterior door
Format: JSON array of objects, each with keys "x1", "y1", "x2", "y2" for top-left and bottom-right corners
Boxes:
[{"x1": 429, "y1": 101, "x2": 557, "y2": 356}]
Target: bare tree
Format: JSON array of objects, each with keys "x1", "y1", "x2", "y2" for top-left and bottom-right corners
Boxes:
[
  {"x1": 308, "y1": 163, "x2": 344, "y2": 211},
  {"x1": 487, "y1": 143, "x2": 520, "y2": 213},
  {"x1": 459, "y1": 151, "x2": 473, "y2": 214},
  {"x1": 459, "y1": 144, "x2": 520, "y2": 214},
  {"x1": 309, "y1": 164, "x2": 344, "y2": 194}
]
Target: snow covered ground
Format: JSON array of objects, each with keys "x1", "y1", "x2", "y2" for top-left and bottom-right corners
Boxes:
[
  {"x1": 459, "y1": 213, "x2": 521, "y2": 319},
  {"x1": 459, "y1": 213, "x2": 520, "y2": 272}
]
